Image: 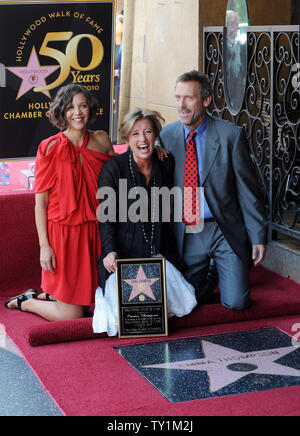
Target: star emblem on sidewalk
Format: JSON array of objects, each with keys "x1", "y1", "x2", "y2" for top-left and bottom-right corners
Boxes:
[
  {"x1": 123, "y1": 266, "x2": 159, "y2": 302},
  {"x1": 143, "y1": 340, "x2": 300, "y2": 394},
  {"x1": 6, "y1": 46, "x2": 59, "y2": 99}
]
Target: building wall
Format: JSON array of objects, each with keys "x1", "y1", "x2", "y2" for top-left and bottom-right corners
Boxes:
[
  {"x1": 120, "y1": 0, "x2": 199, "y2": 125},
  {"x1": 120, "y1": 0, "x2": 293, "y2": 129}
]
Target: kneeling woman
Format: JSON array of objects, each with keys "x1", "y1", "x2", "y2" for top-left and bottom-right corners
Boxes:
[{"x1": 93, "y1": 108, "x2": 197, "y2": 336}]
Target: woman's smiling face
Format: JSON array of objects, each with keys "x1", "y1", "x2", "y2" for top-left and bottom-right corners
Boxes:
[
  {"x1": 128, "y1": 118, "x2": 156, "y2": 164},
  {"x1": 65, "y1": 92, "x2": 90, "y2": 131}
]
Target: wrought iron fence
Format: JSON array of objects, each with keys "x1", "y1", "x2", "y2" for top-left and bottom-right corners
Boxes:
[{"x1": 204, "y1": 25, "x2": 300, "y2": 241}]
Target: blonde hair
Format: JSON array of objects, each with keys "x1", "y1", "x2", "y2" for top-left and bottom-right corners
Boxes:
[{"x1": 119, "y1": 108, "x2": 165, "y2": 142}]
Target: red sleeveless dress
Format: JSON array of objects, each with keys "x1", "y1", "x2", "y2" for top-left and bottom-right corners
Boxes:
[{"x1": 34, "y1": 131, "x2": 113, "y2": 306}]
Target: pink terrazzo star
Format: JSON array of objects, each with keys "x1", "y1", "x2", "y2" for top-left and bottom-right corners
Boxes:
[
  {"x1": 143, "y1": 340, "x2": 300, "y2": 394},
  {"x1": 124, "y1": 266, "x2": 159, "y2": 302},
  {"x1": 7, "y1": 46, "x2": 59, "y2": 99}
]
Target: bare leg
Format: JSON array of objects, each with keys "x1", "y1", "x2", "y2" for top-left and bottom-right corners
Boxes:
[{"x1": 7, "y1": 296, "x2": 84, "y2": 322}]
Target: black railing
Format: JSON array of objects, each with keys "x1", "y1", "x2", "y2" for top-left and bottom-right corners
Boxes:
[{"x1": 204, "y1": 25, "x2": 300, "y2": 241}]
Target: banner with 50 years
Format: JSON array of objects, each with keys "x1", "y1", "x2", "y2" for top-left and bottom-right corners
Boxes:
[{"x1": 0, "y1": 0, "x2": 115, "y2": 158}]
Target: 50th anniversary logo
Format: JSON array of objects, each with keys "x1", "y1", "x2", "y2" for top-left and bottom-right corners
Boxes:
[{"x1": 0, "y1": 1, "x2": 114, "y2": 158}]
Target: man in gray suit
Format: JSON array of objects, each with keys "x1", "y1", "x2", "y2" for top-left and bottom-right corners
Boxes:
[{"x1": 159, "y1": 70, "x2": 267, "y2": 310}]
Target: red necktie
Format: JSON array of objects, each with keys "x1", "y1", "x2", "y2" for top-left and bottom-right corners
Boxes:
[{"x1": 183, "y1": 131, "x2": 199, "y2": 226}]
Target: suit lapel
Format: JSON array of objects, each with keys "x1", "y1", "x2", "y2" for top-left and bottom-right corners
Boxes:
[{"x1": 202, "y1": 115, "x2": 220, "y2": 185}]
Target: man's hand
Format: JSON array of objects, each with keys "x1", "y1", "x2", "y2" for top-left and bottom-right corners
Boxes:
[
  {"x1": 252, "y1": 245, "x2": 267, "y2": 267},
  {"x1": 154, "y1": 145, "x2": 169, "y2": 161}
]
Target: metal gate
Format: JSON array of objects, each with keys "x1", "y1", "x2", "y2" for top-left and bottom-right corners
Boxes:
[{"x1": 204, "y1": 25, "x2": 300, "y2": 241}]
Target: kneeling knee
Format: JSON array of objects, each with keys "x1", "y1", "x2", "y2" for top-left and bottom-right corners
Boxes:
[
  {"x1": 223, "y1": 299, "x2": 251, "y2": 311},
  {"x1": 222, "y1": 295, "x2": 251, "y2": 311},
  {"x1": 221, "y1": 286, "x2": 251, "y2": 311},
  {"x1": 56, "y1": 301, "x2": 85, "y2": 321}
]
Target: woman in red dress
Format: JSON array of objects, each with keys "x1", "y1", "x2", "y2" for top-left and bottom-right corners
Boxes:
[{"x1": 5, "y1": 84, "x2": 115, "y2": 321}]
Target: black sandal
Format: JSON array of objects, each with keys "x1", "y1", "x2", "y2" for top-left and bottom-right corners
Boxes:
[
  {"x1": 5, "y1": 289, "x2": 38, "y2": 311},
  {"x1": 38, "y1": 293, "x2": 55, "y2": 301}
]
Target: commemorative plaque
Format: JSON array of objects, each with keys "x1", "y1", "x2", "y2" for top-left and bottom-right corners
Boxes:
[{"x1": 116, "y1": 258, "x2": 168, "y2": 339}]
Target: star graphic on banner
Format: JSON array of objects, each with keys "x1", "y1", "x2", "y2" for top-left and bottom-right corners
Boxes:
[
  {"x1": 143, "y1": 340, "x2": 300, "y2": 394},
  {"x1": 6, "y1": 46, "x2": 59, "y2": 99},
  {"x1": 124, "y1": 266, "x2": 159, "y2": 302}
]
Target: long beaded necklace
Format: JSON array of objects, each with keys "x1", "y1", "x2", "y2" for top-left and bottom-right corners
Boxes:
[{"x1": 128, "y1": 149, "x2": 156, "y2": 256}]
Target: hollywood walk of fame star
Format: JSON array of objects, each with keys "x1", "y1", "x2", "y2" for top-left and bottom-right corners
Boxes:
[
  {"x1": 143, "y1": 340, "x2": 300, "y2": 394},
  {"x1": 6, "y1": 46, "x2": 59, "y2": 100},
  {"x1": 123, "y1": 266, "x2": 159, "y2": 302}
]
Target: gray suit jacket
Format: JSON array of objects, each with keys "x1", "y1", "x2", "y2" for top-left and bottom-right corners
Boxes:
[{"x1": 159, "y1": 114, "x2": 268, "y2": 264}]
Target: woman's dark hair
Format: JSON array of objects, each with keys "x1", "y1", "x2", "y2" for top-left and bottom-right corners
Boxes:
[{"x1": 48, "y1": 83, "x2": 98, "y2": 130}]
